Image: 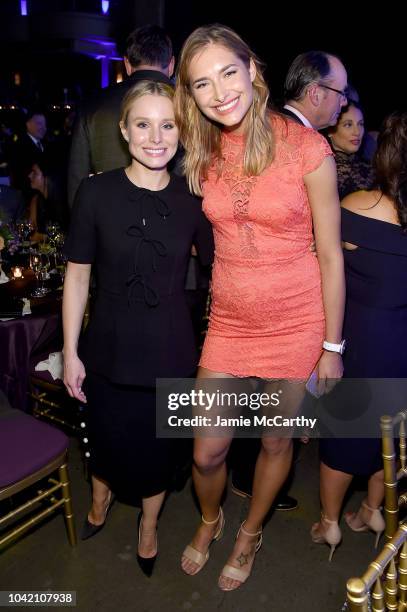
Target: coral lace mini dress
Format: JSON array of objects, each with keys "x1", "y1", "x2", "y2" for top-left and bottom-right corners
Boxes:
[{"x1": 199, "y1": 114, "x2": 332, "y2": 379}]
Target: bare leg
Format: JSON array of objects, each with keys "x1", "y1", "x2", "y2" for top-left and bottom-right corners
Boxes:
[
  {"x1": 218, "y1": 437, "x2": 293, "y2": 590},
  {"x1": 366, "y1": 469, "x2": 384, "y2": 508},
  {"x1": 138, "y1": 491, "x2": 166, "y2": 558},
  {"x1": 181, "y1": 435, "x2": 231, "y2": 574},
  {"x1": 219, "y1": 380, "x2": 305, "y2": 591},
  {"x1": 181, "y1": 366, "x2": 234, "y2": 576},
  {"x1": 310, "y1": 461, "x2": 352, "y2": 550},
  {"x1": 346, "y1": 469, "x2": 384, "y2": 530},
  {"x1": 319, "y1": 461, "x2": 353, "y2": 522},
  {"x1": 87, "y1": 475, "x2": 111, "y2": 525}
]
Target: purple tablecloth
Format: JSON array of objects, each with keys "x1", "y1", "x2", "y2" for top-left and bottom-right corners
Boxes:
[{"x1": 0, "y1": 311, "x2": 61, "y2": 411}]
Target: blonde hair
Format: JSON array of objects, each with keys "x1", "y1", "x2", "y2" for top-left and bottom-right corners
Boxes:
[
  {"x1": 120, "y1": 80, "x2": 175, "y2": 127},
  {"x1": 174, "y1": 24, "x2": 274, "y2": 195}
]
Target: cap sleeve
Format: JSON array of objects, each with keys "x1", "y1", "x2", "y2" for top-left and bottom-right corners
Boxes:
[
  {"x1": 302, "y1": 129, "x2": 333, "y2": 176},
  {"x1": 64, "y1": 177, "x2": 97, "y2": 263}
]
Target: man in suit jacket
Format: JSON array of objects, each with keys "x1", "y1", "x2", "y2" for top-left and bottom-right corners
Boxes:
[
  {"x1": 9, "y1": 109, "x2": 48, "y2": 198},
  {"x1": 283, "y1": 51, "x2": 348, "y2": 129},
  {"x1": 68, "y1": 25, "x2": 174, "y2": 208}
]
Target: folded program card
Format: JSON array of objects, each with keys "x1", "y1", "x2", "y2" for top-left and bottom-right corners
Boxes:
[
  {"x1": 0, "y1": 269, "x2": 9, "y2": 284},
  {"x1": 35, "y1": 351, "x2": 64, "y2": 380},
  {"x1": 22, "y1": 298, "x2": 31, "y2": 315}
]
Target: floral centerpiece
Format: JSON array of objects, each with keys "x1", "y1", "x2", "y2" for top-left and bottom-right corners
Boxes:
[{"x1": 0, "y1": 216, "x2": 21, "y2": 256}]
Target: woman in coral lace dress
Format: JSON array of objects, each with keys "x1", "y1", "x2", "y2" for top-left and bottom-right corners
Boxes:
[{"x1": 174, "y1": 25, "x2": 345, "y2": 590}]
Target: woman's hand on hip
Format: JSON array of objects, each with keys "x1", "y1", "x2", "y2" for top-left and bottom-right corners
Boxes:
[{"x1": 63, "y1": 352, "x2": 87, "y2": 403}]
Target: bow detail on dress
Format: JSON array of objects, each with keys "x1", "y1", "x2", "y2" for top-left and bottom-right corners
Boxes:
[
  {"x1": 128, "y1": 190, "x2": 171, "y2": 221},
  {"x1": 126, "y1": 223, "x2": 167, "y2": 307}
]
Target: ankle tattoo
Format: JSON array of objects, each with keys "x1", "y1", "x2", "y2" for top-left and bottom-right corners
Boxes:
[{"x1": 236, "y1": 552, "x2": 249, "y2": 567}]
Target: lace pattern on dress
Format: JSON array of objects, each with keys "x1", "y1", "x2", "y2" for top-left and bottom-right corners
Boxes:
[
  {"x1": 334, "y1": 150, "x2": 374, "y2": 199},
  {"x1": 221, "y1": 136, "x2": 259, "y2": 259}
]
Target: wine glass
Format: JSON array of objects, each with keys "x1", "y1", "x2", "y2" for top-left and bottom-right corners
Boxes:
[
  {"x1": 46, "y1": 222, "x2": 60, "y2": 248},
  {"x1": 31, "y1": 252, "x2": 43, "y2": 297},
  {"x1": 55, "y1": 252, "x2": 67, "y2": 287},
  {"x1": 53, "y1": 231, "x2": 65, "y2": 251},
  {"x1": 30, "y1": 251, "x2": 50, "y2": 297},
  {"x1": 16, "y1": 221, "x2": 34, "y2": 253},
  {"x1": 40, "y1": 252, "x2": 51, "y2": 283}
]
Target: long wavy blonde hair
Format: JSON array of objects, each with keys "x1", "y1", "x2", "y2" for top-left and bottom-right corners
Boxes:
[{"x1": 174, "y1": 24, "x2": 274, "y2": 195}]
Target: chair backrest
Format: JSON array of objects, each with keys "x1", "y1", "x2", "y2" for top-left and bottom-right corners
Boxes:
[
  {"x1": 29, "y1": 312, "x2": 63, "y2": 367},
  {"x1": 346, "y1": 522, "x2": 407, "y2": 611},
  {"x1": 381, "y1": 411, "x2": 407, "y2": 540},
  {"x1": 0, "y1": 399, "x2": 75, "y2": 548}
]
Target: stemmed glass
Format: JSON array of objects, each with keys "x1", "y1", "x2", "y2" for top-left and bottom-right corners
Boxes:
[
  {"x1": 55, "y1": 252, "x2": 67, "y2": 287},
  {"x1": 16, "y1": 221, "x2": 34, "y2": 253},
  {"x1": 30, "y1": 251, "x2": 51, "y2": 297},
  {"x1": 46, "y1": 222, "x2": 60, "y2": 248},
  {"x1": 46, "y1": 223, "x2": 65, "y2": 271}
]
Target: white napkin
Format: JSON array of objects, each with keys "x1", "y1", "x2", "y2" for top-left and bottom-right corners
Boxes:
[
  {"x1": 22, "y1": 298, "x2": 31, "y2": 315},
  {"x1": 0, "y1": 269, "x2": 9, "y2": 284},
  {"x1": 35, "y1": 351, "x2": 64, "y2": 381}
]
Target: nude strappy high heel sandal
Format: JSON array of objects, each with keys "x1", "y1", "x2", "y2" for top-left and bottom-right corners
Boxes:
[
  {"x1": 181, "y1": 507, "x2": 225, "y2": 575},
  {"x1": 311, "y1": 515, "x2": 342, "y2": 562},
  {"x1": 345, "y1": 501, "x2": 385, "y2": 548},
  {"x1": 218, "y1": 521, "x2": 263, "y2": 591}
]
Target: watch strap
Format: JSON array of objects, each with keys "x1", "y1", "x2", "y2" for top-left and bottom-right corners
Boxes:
[{"x1": 323, "y1": 340, "x2": 345, "y2": 354}]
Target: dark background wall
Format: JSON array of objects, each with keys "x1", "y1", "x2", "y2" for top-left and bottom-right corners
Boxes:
[
  {"x1": 166, "y1": 3, "x2": 405, "y2": 129},
  {"x1": 0, "y1": 0, "x2": 404, "y2": 129}
]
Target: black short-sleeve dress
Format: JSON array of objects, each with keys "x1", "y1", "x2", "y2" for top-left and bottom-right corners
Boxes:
[
  {"x1": 64, "y1": 168, "x2": 214, "y2": 501},
  {"x1": 320, "y1": 208, "x2": 407, "y2": 475}
]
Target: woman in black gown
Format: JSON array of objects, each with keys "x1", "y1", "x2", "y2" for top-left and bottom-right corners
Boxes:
[
  {"x1": 325, "y1": 101, "x2": 374, "y2": 199},
  {"x1": 311, "y1": 112, "x2": 407, "y2": 560},
  {"x1": 62, "y1": 81, "x2": 213, "y2": 574}
]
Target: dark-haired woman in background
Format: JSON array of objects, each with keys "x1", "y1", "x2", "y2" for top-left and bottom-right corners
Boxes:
[
  {"x1": 325, "y1": 101, "x2": 374, "y2": 199},
  {"x1": 28, "y1": 160, "x2": 69, "y2": 238},
  {"x1": 313, "y1": 112, "x2": 407, "y2": 559}
]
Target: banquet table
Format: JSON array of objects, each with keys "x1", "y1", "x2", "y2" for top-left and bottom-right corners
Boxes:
[{"x1": 0, "y1": 270, "x2": 62, "y2": 411}]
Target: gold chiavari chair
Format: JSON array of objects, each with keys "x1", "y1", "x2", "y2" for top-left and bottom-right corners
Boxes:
[
  {"x1": 29, "y1": 377, "x2": 83, "y2": 433},
  {"x1": 346, "y1": 522, "x2": 407, "y2": 611},
  {"x1": 381, "y1": 412, "x2": 407, "y2": 541},
  {"x1": 0, "y1": 398, "x2": 76, "y2": 550}
]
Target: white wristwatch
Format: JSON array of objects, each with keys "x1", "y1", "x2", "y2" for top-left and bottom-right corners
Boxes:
[{"x1": 323, "y1": 340, "x2": 346, "y2": 355}]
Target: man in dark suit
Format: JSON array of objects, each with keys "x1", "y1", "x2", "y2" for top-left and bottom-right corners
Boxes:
[
  {"x1": 67, "y1": 25, "x2": 174, "y2": 208},
  {"x1": 9, "y1": 108, "x2": 47, "y2": 198},
  {"x1": 283, "y1": 50, "x2": 348, "y2": 129},
  {"x1": 230, "y1": 51, "x2": 349, "y2": 511}
]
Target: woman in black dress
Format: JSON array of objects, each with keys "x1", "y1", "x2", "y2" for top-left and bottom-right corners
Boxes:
[
  {"x1": 28, "y1": 159, "x2": 69, "y2": 237},
  {"x1": 62, "y1": 81, "x2": 213, "y2": 574},
  {"x1": 325, "y1": 101, "x2": 374, "y2": 199},
  {"x1": 312, "y1": 112, "x2": 407, "y2": 559}
]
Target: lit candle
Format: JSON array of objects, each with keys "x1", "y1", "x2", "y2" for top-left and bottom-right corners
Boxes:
[{"x1": 13, "y1": 267, "x2": 23, "y2": 279}]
